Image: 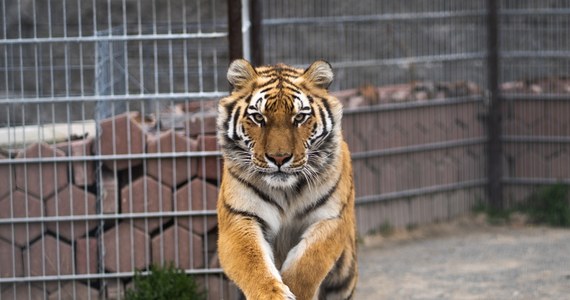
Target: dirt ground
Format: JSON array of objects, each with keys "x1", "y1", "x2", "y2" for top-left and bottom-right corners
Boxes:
[{"x1": 355, "y1": 214, "x2": 570, "y2": 299}]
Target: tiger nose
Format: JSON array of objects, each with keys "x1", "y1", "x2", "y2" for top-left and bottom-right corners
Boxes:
[{"x1": 266, "y1": 153, "x2": 292, "y2": 167}]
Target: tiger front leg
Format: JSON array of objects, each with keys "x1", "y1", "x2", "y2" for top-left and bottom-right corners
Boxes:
[
  {"x1": 218, "y1": 203, "x2": 295, "y2": 300},
  {"x1": 280, "y1": 218, "x2": 347, "y2": 300}
]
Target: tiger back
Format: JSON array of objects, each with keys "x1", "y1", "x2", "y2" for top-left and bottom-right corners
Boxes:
[{"x1": 216, "y1": 60, "x2": 357, "y2": 300}]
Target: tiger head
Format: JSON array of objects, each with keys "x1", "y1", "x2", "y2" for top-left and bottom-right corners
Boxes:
[{"x1": 217, "y1": 60, "x2": 343, "y2": 189}]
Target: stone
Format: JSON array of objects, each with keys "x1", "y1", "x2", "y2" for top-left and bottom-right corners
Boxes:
[
  {"x1": 151, "y1": 224, "x2": 204, "y2": 269},
  {"x1": 196, "y1": 135, "x2": 223, "y2": 182},
  {"x1": 103, "y1": 223, "x2": 149, "y2": 273},
  {"x1": 15, "y1": 143, "x2": 68, "y2": 198},
  {"x1": 120, "y1": 176, "x2": 173, "y2": 232},
  {"x1": 45, "y1": 185, "x2": 97, "y2": 240},
  {"x1": 97, "y1": 112, "x2": 146, "y2": 171},
  {"x1": 75, "y1": 238, "x2": 98, "y2": 274},
  {"x1": 48, "y1": 282, "x2": 99, "y2": 300},
  {"x1": 0, "y1": 238, "x2": 23, "y2": 277},
  {"x1": 174, "y1": 179, "x2": 218, "y2": 235},
  {"x1": 0, "y1": 190, "x2": 43, "y2": 247},
  {"x1": 101, "y1": 170, "x2": 119, "y2": 214},
  {"x1": 1, "y1": 284, "x2": 45, "y2": 299},
  {"x1": 147, "y1": 130, "x2": 198, "y2": 188},
  {"x1": 56, "y1": 138, "x2": 96, "y2": 186},
  {"x1": 23, "y1": 236, "x2": 73, "y2": 277},
  {"x1": 185, "y1": 112, "x2": 218, "y2": 138},
  {"x1": 0, "y1": 154, "x2": 15, "y2": 200}
]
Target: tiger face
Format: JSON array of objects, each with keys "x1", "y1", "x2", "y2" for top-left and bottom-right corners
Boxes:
[{"x1": 217, "y1": 60, "x2": 343, "y2": 189}]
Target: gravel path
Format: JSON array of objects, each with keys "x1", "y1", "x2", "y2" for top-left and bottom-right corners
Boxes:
[{"x1": 355, "y1": 219, "x2": 570, "y2": 299}]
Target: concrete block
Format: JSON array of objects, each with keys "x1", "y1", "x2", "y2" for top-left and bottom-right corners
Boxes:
[
  {"x1": 101, "y1": 170, "x2": 119, "y2": 214},
  {"x1": 15, "y1": 143, "x2": 68, "y2": 198},
  {"x1": 121, "y1": 176, "x2": 173, "y2": 232},
  {"x1": 147, "y1": 130, "x2": 198, "y2": 188},
  {"x1": 0, "y1": 154, "x2": 15, "y2": 200},
  {"x1": 98, "y1": 112, "x2": 146, "y2": 171},
  {"x1": 48, "y1": 282, "x2": 99, "y2": 300},
  {"x1": 23, "y1": 235, "x2": 73, "y2": 277},
  {"x1": 0, "y1": 190, "x2": 43, "y2": 247},
  {"x1": 174, "y1": 179, "x2": 218, "y2": 235},
  {"x1": 0, "y1": 238, "x2": 23, "y2": 277},
  {"x1": 75, "y1": 237, "x2": 97, "y2": 275},
  {"x1": 1, "y1": 284, "x2": 45, "y2": 299},
  {"x1": 151, "y1": 224, "x2": 204, "y2": 269},
  {"x1": 103, "y1": 223, "x2": 149, "y2": 273},
  {"x1": 196, "y1": 135, "x2": 222, "y2": 181},
  {"x1": 45, "y1": 185, "x2": 97, "y2": 240}
]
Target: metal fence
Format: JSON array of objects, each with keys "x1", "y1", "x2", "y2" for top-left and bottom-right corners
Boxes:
[{"x1": 1, "y1": 0, "x2": 570, "y2": 299}]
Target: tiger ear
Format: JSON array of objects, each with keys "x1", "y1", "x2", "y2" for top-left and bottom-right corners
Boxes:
[
  {"x1": 303, "y1": 60, "x2": 333, "y2": 89},
  {"x1": 227, "y1": 59, "x2": 257, "y2": 89}
]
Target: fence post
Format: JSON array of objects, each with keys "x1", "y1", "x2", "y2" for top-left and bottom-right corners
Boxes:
[
  {"x1": 486, "y1": 0, "x2": 503, "y2": 210},
  {"x1": 227, "y1": 0, "x2": 243, "y2": 61},
  {"x1": 250, "y1": 0, "x2": 264, "y2": 66}
]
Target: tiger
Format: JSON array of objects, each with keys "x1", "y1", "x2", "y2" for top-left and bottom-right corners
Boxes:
[{"x1": 216, "y1": 59, "x2": 357, "y2": 300}]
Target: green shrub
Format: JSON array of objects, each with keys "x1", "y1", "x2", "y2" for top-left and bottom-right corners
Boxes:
[
  {"x1": 524, "y1": 183, "x2": 570, "y2": 227},
  {"x1": 125, "y1": 264, "x2": 206, "y2": 300}
]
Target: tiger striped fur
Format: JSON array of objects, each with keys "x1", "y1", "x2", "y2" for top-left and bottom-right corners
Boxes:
[{"x1": 216, "y1": 60, "x2": 357, "y2": 300}]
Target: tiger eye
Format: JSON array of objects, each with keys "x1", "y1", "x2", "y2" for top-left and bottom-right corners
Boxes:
[
  {"x1": 252, "y1": 113, "x2": 264, "y2": 123},
  {"x1": 294, "y1": 114, "x2": 307, "y2": 123}
]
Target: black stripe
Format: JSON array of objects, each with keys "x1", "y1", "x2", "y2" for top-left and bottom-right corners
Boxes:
[
  {"x1": 323, "y1": 257, "x2": 356, "y2": 294},
  {"x1": 224, "y1": 202, "x2": 269, "y2": 234},
  {"x1": 231, "y1": 107, "x2": 242, "y2": 140},
  {"x1": 292, "y1": 176, "x2": 307, "y2": 194},
  {"x1": 320, "y1": 97, "x2": 335, "y2": 127},
  {"x1": 223, "y1": 101, "x2": 237, "y2": 131},
  {"x1": 259, "y1": 77, "x2": 278, "y2": 88},
  {"x1": 259, "y1": 87, "x2": 272, "y2": 94},
  {"x1": 229, "y1": 170, "x2": 285, "y2": 215},
  {"x1": 297, "y1": 176, "x2": 341, "y2": 217}
]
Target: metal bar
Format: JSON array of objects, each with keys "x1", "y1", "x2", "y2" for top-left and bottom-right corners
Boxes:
[
  {"x1": 501, "y1": 50, "x2": 570, "y2": 59},
  {"x1": 0, "y1": 92, "x2": 228, "y2": 104},
  {"x1": 503, "y1": 178, "x2": 570, "y2": 185},
  {"x1": 0, "y1": 32, "x2": 227, "y2": 45},
  {"x1": 355, "y1": 179, "x2": 487, "y2": 205},
  {"x1": 500, "y1": 8, "x2": 570, "y2": 16},
  {"x1": 351, "y1": 138, "x2": 486, "y2": 160},
  {"x1": 502, "y1": 135, "x2": 570, "y2": 144},
  {"x1": 486, "y1": 0, "x2": 503, "y2": 210},
  {"x1": 228, "y1": 0, "x2": 243, "y2": 61},
  {"x1": 0, "y1": 210, "x2": 218, "y2": 225},
  {"x1": 502, "y1": 94, "x2": 570, "y2": 101},
  {"x1": 262, "y1": 10, "x2": 487, "y2": 26},
  {"x1": 0, "y1": 151, "x2": 222, "y2": 164},
  {"x1": 343, "y1": 95, "x2": 484, "y2": 114},
  {"x1": 249, "y1": 0, "x2": 263, "y2": 66},
  {"x1": 0, "y1": 268, "x2": 224, "y2": 284},
  {"x1": 331, "y1": 52, "x2": 486, "y2": 69}
]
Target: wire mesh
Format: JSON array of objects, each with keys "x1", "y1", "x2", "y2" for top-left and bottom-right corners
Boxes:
[{"x1": 0, "y1": 0, "x2": 235, "y2": 299}]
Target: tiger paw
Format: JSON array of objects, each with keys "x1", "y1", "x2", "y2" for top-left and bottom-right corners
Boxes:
[{"x1": 261, "y1": 282, "x2": 296, "y2": 300}]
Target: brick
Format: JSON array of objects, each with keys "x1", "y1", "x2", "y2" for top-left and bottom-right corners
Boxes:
[
  {"x1": 45, "y1": 185, "x2": 97, "y2": 240},
  {"x1": 147, "y1": 130, "x2": 198, "y2": 188},
  {"x1": 0, "y1": 190, "x2": 43, "y2": 247},
  {"x1": 0, "y1": 154, "x2": 15, "y2": 200},
  {"x1": 15, "y1": 143, "x2": 68, "y2": 198},
  {"x1": 48, "y1": 282, "x2": 99, "y2": 300},
  {"x1": 0, "y1": 238, "x2": 23, "y2": 277},
  {"x1": 185, "y1": 112, "x2": 218, "y2": 137},
  {"x1": 121, "y1": 176, "x2": 173, "y2": 232},
  {"x1": 103, "y1": 223, "x2": 149, "y2": 273},
  {"x1": 1, "y1": 284, "x2": 45, "y2": 299},
  {"x1": 23, "y1": 236, "x2": 73, "y2": 277},
  {"x1": 151, "y1": 224, "x2": 204, "y2": 269},
  {"x1": 98, "y1": 112, "x2": 146, "y2": 171},
  {"x1": 75, "y1": 238, "x2": 98, "y2": 274},
  {"x1": 101, "y1": 170, "x2": 119, "y2": 214},
  {"x1": 196, "y1": 135, "x2": 223, "y2": 181},
  {"x1": 174, "y1": 179, "x2": 218, "y2": 235}
]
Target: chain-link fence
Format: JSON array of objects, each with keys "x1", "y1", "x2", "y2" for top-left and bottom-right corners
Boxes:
[{"x1": 1, "y1": 0, "x2": 569, "y2": 299}]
